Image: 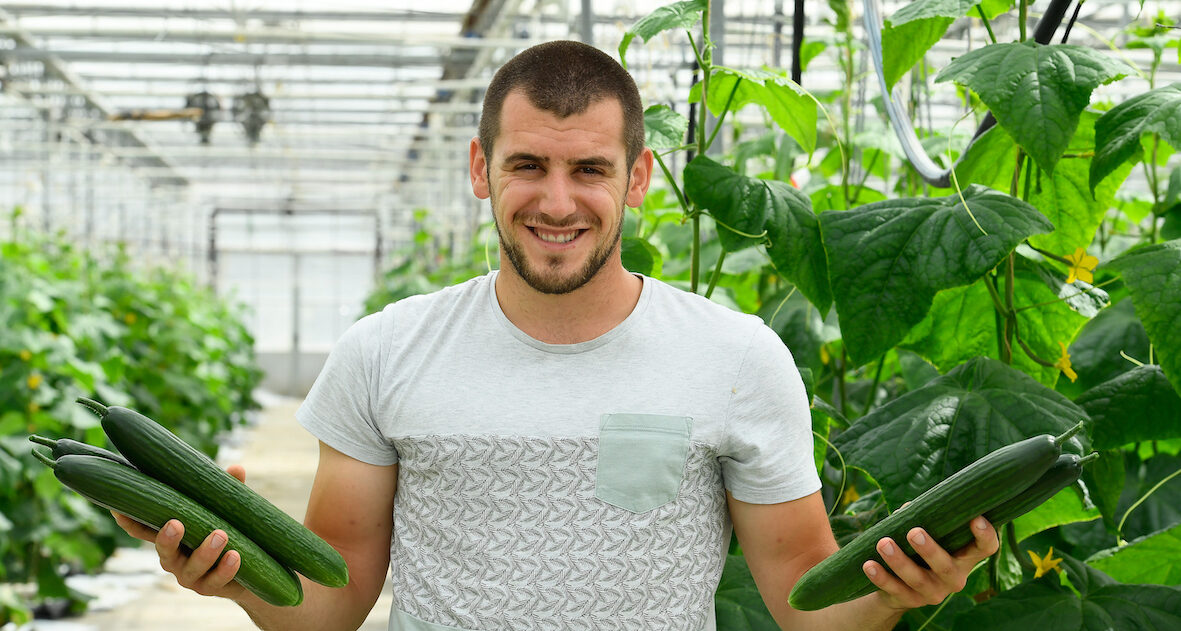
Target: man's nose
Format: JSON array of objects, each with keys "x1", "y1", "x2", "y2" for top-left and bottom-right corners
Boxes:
[{"x1": 537, "y1": 173, "x2": 577, "y2": 218}]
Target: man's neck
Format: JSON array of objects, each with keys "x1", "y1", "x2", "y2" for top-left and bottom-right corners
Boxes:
[{"x1": 494, "y1": 264, "x2": 643, "y2": 345}]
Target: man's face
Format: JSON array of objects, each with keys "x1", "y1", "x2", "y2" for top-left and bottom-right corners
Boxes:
[{"x1": 470, "y1": 91, "x2": 650, "y2": 295}]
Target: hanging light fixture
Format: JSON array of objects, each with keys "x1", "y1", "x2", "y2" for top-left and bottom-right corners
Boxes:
[
  {"x1": 233, "y1": 90, "x2": 271, "y2": 145},
  {"x1": 183, "y1": 91, "x2": 221, "y2": 145}
]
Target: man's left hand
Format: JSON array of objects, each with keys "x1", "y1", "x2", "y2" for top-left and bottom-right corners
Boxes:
[{"x1": 864, "y1": 516, "x2": 1000, "y2": 609}]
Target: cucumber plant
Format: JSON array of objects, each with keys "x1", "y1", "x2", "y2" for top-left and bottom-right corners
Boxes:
[{"x1": 618, "y1": 0, "x2": 1181, "y2": 627}]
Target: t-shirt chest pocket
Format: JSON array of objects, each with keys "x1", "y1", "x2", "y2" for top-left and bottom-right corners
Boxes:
[{"x1": 594, "y1": 413, "x2": 692, "y2": 513}]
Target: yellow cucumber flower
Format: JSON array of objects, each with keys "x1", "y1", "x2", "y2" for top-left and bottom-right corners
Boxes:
[
  {"x1": 1028, "y1": 546, "x2": 1063, "y2": 579},
  {"x1": 1065, "y1": 247, "x2": 1098, "y2": 284},
  {"x1": 1055, "y1": 342, "x2": 1077, "y2": 383}
]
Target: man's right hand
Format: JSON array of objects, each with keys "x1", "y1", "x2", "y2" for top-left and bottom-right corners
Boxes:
[{"x1": 110, "y1": 463, "x2": 250, "y2": 601}]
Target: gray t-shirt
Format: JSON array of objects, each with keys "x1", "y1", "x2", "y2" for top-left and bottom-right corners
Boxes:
[{"x1": 297, "y1": 271, "x2": 820, "y2": 631}]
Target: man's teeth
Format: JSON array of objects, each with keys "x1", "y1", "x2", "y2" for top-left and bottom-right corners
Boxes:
[{"x1": 536, "y1": 230, "x2": 578, "y2": 244}]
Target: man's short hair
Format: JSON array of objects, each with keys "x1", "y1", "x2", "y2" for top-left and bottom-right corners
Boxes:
[{"x1": 478, "y1": 40, "x2": 645, "y2": 169}]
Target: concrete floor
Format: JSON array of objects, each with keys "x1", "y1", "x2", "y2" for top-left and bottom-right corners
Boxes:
[{"x1": 28, "y1": 393, "x2": 393, "y2": 631}]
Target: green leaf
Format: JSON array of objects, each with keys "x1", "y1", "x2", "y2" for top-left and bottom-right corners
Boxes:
[
  {"x1": 832, "y1": 356, "x2": 1088, "y2": 510},
  {"x1": 979, "y1": 0, "x2": 1012, "y2": 18},
  {"x1": 644, "y1": 104, "x2": 689, "y2": 152},
  {"x1": 819, "y1": 185, "x2": 1053, "y2": 365},
  {"x1": 1091, "y1": 83, "x2": 1181, "y2": 193},
  {"x1": 900, "y1": 264, "x2": 1091, "y2": 387},
  {"x1": 1081, "y1": 450, "x2": 1126, "y2": 531},
  {"x1": 618, "y1": 0, "x2": 707, "y2": 68},
  {"x1": 621, "y1": 236, "x2": 663, "y2": 277},
  {"x1": 936, "y1": 41, "x2": 1131, "y2": 174},
  {"x1": 1077, "y1": 365, "x2": 1181, "y2": 450},
  {"x1": 683, "y1": 155, "x2": 772, "y2": 251},
  {"x1": 714, "y1": 553, "x2": 779, "y2": 630},
  {"x1": 1104, "y1": 239, "x2": 1181, "y2": 398},
  {"x1": 1088, "y1": 522, "x2": 1181, "y2": 585},
  {"x1": 1067, "y1": 300, "x2": 1152, "y2": 394},
  {"x1": 683, "y1": 156, "x2": 831, "y2": 311},
  {"x1": 1025, "y1": 117, "x2": 1133, "y2": 256},
  {"x1": 1012, "y1": 483, "x2": 1099, "y2": 542},
  {"x1": 881, "y1": 0, "x2": 978, "y2": 90},
  {"x1": 694, "y1": 67, "x2": 817, "y2": 156},
  {"x1": 764, "y1": 199, "x2": 833, "y2": 316},
  {"x1": 952, "y1": 558, "x2": 1181, "y2": 630}
]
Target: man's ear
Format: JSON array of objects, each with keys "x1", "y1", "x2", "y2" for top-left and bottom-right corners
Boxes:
[
  {"x1": 625, "y1": 147, "x2": 655, "y2": 208},
  {"x1": 470, "y1": 137, "x2": 490, "y2": 200}
]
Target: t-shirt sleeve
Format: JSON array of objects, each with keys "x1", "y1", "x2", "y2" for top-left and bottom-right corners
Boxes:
[
  {"x1": 296, "y1": 311, "x2": 399, "y2": 466},
  {"x1": 719, "y1": 323, "x2": 821, "y2": 504}
]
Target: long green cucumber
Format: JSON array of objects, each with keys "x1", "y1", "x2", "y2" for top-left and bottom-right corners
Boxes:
[
  {"x1": 34, "y1": 452, "x2": 303, "y2": 607},
  {"x1": 788, "y1": 422, "x2": 1085, "y2": 611},
  {"x1": 77, "y1": 397, "x2": 348, "y2": 588},
  {"x1": 29, "y1": 434, "x2": 135, "y2": 468},
  {"x1": 938, "y1": 451, "x2": 1098, "y2": 553}
]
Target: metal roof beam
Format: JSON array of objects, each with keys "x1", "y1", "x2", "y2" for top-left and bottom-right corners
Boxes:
[
  {"x1": 0, "y1": 7, "x2": 187, "y2": 186},
  {"x1": 1, "y1": 24, "x2": 544, "y2": 49}
]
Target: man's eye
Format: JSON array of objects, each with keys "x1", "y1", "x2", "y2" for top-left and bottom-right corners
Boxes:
[{"x1": 579, "y1": 167, "x2": 603, "y2": 175}]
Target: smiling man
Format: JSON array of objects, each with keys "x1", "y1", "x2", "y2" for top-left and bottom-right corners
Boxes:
[{"x1": 114, "y1": 40, "x2": 997, "y2": 631}]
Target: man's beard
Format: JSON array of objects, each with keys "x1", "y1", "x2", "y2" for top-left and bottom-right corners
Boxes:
[{"x1": 492, "y1": 198, "x2": 625, "y2": 296}]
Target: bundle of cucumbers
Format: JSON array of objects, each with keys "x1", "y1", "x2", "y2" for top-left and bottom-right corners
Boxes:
[
  {"x1": 29, "y1": 397, "x2": 349, "y2": 607},
  {"x1": 789, "y1": 421, "x2": 1096, "y2": 611}
]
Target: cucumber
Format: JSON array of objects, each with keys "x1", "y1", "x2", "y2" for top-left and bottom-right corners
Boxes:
[
  {"x1": 29, "y1": 434, "x2": 135, "y2": 468},
  {"x1": 77, "y1": 397, "x2": 348, "y2": 588},
  {"x1": 788, "y1": 422, "x2": 1085, "y2": 611},
  {"x1": 33, "y1": 452, "x2": 303, "y2": 607},
  {"x1": 938, "y1": 451, "x2": 1098, "y2": 553}
]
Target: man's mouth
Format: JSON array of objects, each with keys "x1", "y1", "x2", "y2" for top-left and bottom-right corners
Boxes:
[{"x1": 530, "y1": 227, "x2": 583, "y2": 244}]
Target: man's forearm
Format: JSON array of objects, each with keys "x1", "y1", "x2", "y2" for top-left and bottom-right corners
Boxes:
[
  {"x1": 793, "y1": 591, "x2": 907, "y2": 631},
  {"x1": 235, "y1": 576, "x2": 380, "y2": 631}
]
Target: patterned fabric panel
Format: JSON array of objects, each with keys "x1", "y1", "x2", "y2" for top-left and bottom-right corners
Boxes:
[{"x1": 389, "y1": 435, "x2": 729, "y2": 630}]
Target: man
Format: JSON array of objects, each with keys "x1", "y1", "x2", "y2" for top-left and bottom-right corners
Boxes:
[{"x1": 115, "y1": 40, "x2": 998, "y2": 630}]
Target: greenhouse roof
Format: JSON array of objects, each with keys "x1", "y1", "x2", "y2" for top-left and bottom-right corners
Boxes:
[{"x1": 1, "y1": 0, "x2": 1177, "y2": 230}]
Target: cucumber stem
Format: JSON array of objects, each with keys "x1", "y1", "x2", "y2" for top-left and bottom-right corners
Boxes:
[
  {"x1": 1052, "y1": 421, "x2": 1086, "y2": 446},
  {"x1": 28, "y1": 435, "x2": 58, "y2": 448},
  {"x1": 31, "y1": 448, "x2": 57, "y2": 469},
  {"x1": 1077, "y1": 452, "x2": 1100, "y2": 465},
  {"x1": 76, "y1": 397, "x2": 109, "y2": 417}
]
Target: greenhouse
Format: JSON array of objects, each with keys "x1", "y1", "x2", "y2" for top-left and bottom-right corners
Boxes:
[{"x1": 1, "y1": 0, "x2": 1179, "y2": 629}]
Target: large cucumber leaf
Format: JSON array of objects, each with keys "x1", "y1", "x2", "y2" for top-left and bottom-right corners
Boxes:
[
  {"x1": 1088, "y1": 522, "x2": 1181, "y2": 586},
  {"x1": 819, "y1": 185, "x2": 1052, "y2": 365},
  {"x1": 618, "y1": 0, "x2": 706, "y2": 68},
  {"x1": 832, "y1": 356, "x2": 1088, "y2": 511},
  {"x1": 1076, "y1": 365, "x2": 1181, "y2": 450},
  {"x1": 881, "y1": 0, "x2": 979, "y2": 90},
  {"x1": 1103, "y1": 239, "x2": 1181, "y2": 398},
  {"x1": 684, "y1": 156, "x2": 831, "y2": 312},
  {"x1": 1090, "y1": 83, "x2": 1181, "y2": 193},
  {"x1": 951, "y1": 555, "x2": 1181, "y2": 630},
  {"x1": 936, "y1": 41, "x2": 1131, "y2": 175}
]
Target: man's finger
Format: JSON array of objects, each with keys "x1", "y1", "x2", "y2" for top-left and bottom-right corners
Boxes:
[
  {"x1": 155, "y1": 519, "x2": 186, "y2": 574},
  {"x1": 176, "y1": 529, "x2": 229, "y2": 587},
  {"x1": 906, "y1": 527, "x2": 966, "y2": 593},
  {"x1": 112, "y1": 511, "x2": 160, "y2": 542}
]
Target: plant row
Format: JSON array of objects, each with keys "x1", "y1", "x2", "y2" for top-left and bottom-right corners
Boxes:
[{"x1": 0, "y1": 220, "x2": 263, "y2": 624}]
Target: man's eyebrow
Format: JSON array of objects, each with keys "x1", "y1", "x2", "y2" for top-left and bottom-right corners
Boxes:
[
  {"x1": 503, "y1": 152, "x2": 547, "y2": 165},
  {"x1": 501, "y1": 152, "x2": 617, "y2": 169}
]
